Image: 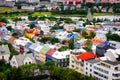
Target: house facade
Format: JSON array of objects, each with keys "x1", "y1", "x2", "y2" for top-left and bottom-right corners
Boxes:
[
  {"x1": 0, "y1": 45, "x2": 10, "y2": 62},
  {"x1": 10, "y1": 53, "x2": 36, "y2": 67}
]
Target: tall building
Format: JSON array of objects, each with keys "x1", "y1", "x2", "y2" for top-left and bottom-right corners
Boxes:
[{"x1": 93, "y1": 60, "x2": 120, "y2": 80}]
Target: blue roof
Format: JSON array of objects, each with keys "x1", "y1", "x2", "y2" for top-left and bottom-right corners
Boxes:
[
  {"x1": 104, "y1": 41, "x2": 109, "y2": 45},
  {"x1": 67, "y1": 33, "x2": 77, "y2": 39},
  {"x1": 55, "y1": 29, "x2": 64, "y2": 33},
  {"x1": 31, "y1": 21, "x2": 38, "y2": 25}
]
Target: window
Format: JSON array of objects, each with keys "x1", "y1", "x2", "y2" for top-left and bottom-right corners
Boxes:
[
  {"x1": 2, "y1": 56, "x2": 4, "y2": 59},
  {"x1": 86, "y1": 72, "x2": 88, "y2": 74},
  {"x1": 90, "y1": 69, "x2": 92, "y2": 71},
  {"x1": 115, "y1": 67, "x2": 118, "y2": 70},
  {"x1": 29, "y1": 62, "x2": 31, "y2": 64},
  {"x1": 72, "y1": 60, "x2": 74, "y2": 63},
  {"x1": 86, "y1": 67, "x2": 88, "y2": 70},
  {"x1": 72, "y1": 65, "x2": 74, "y2": 68},
  {"x1": 90, "y1": 64, "x2": 92, "y2": 67}
]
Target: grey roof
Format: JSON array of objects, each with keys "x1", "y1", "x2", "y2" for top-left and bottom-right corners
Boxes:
[
  {"x1": 97, "y1": 43, "x2": 106, "y2": 48},
  {"x1": 14, "y1": 53, "x2": 36, "y2": 66},
  {"x1": 86, "y1": 59, "x2": 99, "y2": 64},
  {"x1": 103, "y1": 60, "x2": 120, "y2": 66},
  {"x1": 0, "y1": 45, "x2": 10, "y2": 55}
]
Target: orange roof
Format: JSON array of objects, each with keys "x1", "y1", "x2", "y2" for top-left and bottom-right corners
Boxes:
[
  {"x1": 9, "y1": 37, "x2": 18, "y2": 43},
  {"x1": 91, "y1": 37, "x2": 105, "y2": 45},
  {"x1": 76, "y1": 52, "x2": 96, "y2": 60}
]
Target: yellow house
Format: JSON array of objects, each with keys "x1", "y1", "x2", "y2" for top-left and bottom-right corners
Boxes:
[{"x1": 40, "y1": 45, "x2": 50, "y2": 63}]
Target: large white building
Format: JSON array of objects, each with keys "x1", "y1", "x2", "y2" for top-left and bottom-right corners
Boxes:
[
  {"x1": 84, "y1": 59, "x2": 120, "y2": 80},
  {"x1": 93, "y1": 60, "x2": 120, "y2": 80}
]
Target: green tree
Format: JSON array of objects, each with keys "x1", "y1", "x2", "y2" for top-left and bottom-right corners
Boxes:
[
  {"x1": 69, "y1": 39, "x2": 74, "y2": 50},
  {"x1": 49, "y1": 37, "x2": 59, "y2": 44},
  {"x1": 58, "y1": 46, "x2": 69, "y2": 51},
  {"x1": 83, "y1": 40, "x2": 93, "y2": 52},
  {"x1": 0, "y1": 72, "x2": 6, "y2": 80},
  {"x1": 6, "y1": 26, "x2": 12, "y2": 31},
  {"x1": 28, "y1": 24, "x2": 36, "y2": 29},
  {"x1": 73, "y1": 28, "x2": 81, "y2": 33},
  {"x1": 12, "y1": 32, "x2": 19, "y2": 38}
]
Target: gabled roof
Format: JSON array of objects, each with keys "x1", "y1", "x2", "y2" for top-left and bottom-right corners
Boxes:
[
  {"x1": 14, "y1": 54, "x2": 36, "y2": 66},
  {"x1": 76, "y1": 52, "x2": 96, "y2": 60},
  {"x1": 46, "y1": 48, "x2": 56, "y2": 56}
]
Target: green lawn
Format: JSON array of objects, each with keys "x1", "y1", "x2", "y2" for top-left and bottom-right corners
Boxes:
[
  {"x1": 93, "y1": 12, "x2": 113, "y2": 16},
  {"x1": 32, "y1": 12, "x2": 87, "y2": 17},
  {"x1": 32, "y1": 12, "x2": 52, "y2": 16}
]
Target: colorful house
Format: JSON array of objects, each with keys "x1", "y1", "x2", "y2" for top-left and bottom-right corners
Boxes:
[
  {"x1": 46, "y1": 48, "x2": 56, "y2": 61},
  {"x1": 40, "y1": 45, "x2": 50, "y2": 63}
]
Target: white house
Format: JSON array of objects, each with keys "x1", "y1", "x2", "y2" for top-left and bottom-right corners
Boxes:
[
  {"x1": 10, "y1": 53, "x2": 36, "y2": 67},
  {"x1": 0, "y1": 45, "x2": 10, "y2": 62},
  {"x1": 64, "y1": 24, "x2": 76, "y2": 31},
  {"x1": 52, "y1": 50, "x2": 70, "y2": 67},
  {"x1": 108, "y1": 41, "x2": 120, "y2": 49},
  {"x1": 29, "y1": 43, "x2": 43, "y2": 60},
  {"x1": 13, "y1": 37, "x2": 32, "y2": 53}
]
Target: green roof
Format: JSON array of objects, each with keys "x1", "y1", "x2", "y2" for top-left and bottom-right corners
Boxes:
[{"x1": 40, "y1": 46, "x2": 50, "y2": 54}]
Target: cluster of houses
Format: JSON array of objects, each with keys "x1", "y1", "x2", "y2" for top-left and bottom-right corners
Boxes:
[{"x1": 0, "y1": 16, "x2": 120, "y2": 80}]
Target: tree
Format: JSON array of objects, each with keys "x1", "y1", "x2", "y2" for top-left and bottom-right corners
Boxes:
[
  {"x1": 28, "y1": 24, "x2": 36, "y2": 29},
  {"x1": 83, "y1": 40, "x2": 93, "y2": 52},
  {"x1": 58, "y1": 46, "x2": 69, "y2": 51},
  {"x1": 12, "y1": 32, "x2": 19, "y2": 38},
  {"x1": 49, "y1": 37, "x2": 59, "y2": 44},
  {"x1": 69, "y1": 39, "x2": 74, "y2": 50},
  {"x1": 6, "y1": 26, "x2": 12, "y2": 31},
  {"x1": 0, "y1": 72, "x2": 6, "y2": 80},
  {"x1": 73, "y1": 28, "x2": 81, "y2": 33}
]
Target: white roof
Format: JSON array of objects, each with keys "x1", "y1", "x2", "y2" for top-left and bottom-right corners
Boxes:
[
  {"x1": 34, "y1": 46, "x2": 42, "y2": 52},
  {"x1": 56, "y1": 31, "x2": 68, "y2": 40},
  {"x1": 100, "y1": 57, "x2": 108, "y2": 61},
  {"x1": 3, "y1": 35, "x2": 11, "y2": 40},
  {"x1": 14, "y1": 37, "x2": 31, "y2": 46},
  {"x1": 72, "y1": 48, "x2": 86, "y2": 53},
  {"x1": 52, "y1": 51, "x2": 70, "y2": 59}
]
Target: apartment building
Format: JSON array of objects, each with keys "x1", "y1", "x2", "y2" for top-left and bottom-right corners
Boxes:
[
  {"x1": 93, "y1": 60, "x2": 120, "y2": 80},
  {"x1": 84, "y1": 59, "x2": 99, "y2": 76},
  {"x1": 69, "y1": 51, "x2": 96, "y2": 74}
]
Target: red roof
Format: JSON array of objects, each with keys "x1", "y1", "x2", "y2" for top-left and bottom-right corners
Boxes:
[
  {"x1": 0, "y1": 22, "x2": 5, "y2": 27},
  {"x1": 46, "y1": 48, "x2": 56, "y2": 56},
  {"x1": 76, "y1": 52, "x2": 96, "y2": 60}
]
